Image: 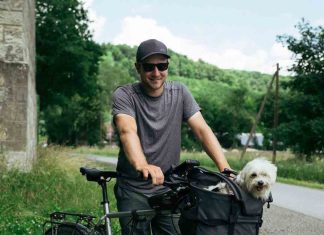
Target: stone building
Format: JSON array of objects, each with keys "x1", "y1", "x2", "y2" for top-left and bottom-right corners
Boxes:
[{"x1": 0, "y1": 0, "x2": 36, "y2": 171}]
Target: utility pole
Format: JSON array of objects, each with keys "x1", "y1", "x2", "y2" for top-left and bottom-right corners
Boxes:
[
  {"x1": 272, "y1": 63, "x2": 280, "y2": 164},
  {"x1": 240, "y1": 65, "x2": 280, "y2": 160}
]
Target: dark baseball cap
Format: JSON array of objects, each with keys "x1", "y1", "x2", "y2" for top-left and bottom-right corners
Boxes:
[{"x1": 136, "y1": 39, "x2": 171, "y2": 62}]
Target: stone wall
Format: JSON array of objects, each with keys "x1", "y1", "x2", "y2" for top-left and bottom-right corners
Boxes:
[{"x1": 0, "y1": 0, "x2": 36, "y2": 171}]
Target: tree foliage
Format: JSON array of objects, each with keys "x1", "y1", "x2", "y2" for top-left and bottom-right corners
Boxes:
[
  {"x1": 277, "y1": 20, "x2": 324, "y2": 158},
  {"x1": 97, "y1": 51, "x2": 134, "y2": 111},
  {"x1": 36, "y1": 0, "x2": 103, "y2": 145}
]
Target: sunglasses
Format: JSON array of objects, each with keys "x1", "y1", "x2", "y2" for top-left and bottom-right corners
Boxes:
[{"x1": 141, "y1": 62, "x2": 169, "y2": 72}]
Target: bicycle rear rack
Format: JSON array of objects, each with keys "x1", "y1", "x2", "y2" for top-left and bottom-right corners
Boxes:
[{"x1": 43, "y1": 211, "x2": 97, "y2": 234}]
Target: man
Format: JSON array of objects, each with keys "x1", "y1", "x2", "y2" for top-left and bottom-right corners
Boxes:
[{"x1": 112, "y1": 39, "x2": 231, "y2": 235}]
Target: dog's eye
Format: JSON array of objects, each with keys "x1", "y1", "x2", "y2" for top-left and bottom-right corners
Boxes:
[{"x1": 250, "y1": 173, "x2": 257, "y2": 178}]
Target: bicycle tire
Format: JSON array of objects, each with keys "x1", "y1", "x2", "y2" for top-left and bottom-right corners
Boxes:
[{"x1": 44, "y1": 222, "x2": 91, "y2": 235}]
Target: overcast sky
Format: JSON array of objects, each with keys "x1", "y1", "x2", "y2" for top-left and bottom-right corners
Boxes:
[{"x1": 83, "y1": 0, "x2": 324, "y2": 75}]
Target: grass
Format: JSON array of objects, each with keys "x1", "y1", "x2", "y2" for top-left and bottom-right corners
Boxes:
[
  {"x1": 0, "y1": 147, "x2": 120, "y2": 235},
  {"x1": 68, "y1": 145, "x2": 120, "y2": 157},
  {"x1": 277, "y1": 177, "x2": 324, "y2": 190}
]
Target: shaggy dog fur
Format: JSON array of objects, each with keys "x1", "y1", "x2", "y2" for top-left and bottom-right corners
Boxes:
[
  {"x1": 235, "y1": 158, "x2": 277, "y2": 201},
  {"x1": 206, "y1": 158, "x2": 277, "y2": 201}
]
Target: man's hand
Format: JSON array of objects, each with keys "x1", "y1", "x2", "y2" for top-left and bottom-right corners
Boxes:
[
  {"x1": 221, "y1": 168, "x2": 238, "y2": 181},
  {"x1": 137, "y1": 164, "x2": 164, "y2": 185}
]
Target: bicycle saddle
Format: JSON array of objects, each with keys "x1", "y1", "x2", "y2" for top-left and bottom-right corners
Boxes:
[{"x1": 80, "y1": 167, "x2": 118, "y2": 182}]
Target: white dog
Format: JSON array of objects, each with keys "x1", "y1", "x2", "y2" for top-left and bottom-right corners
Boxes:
[
  {"x1": 235, "y1": 158, "x2": 277, "y2": 201},
  {"x1": 205, "y1": 158, "x2": 277, "y2": 201}
]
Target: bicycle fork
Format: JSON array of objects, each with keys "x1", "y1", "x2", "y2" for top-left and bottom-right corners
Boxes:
[{"x1": 99, "y1": 180, "x2": 112, "y2": 235}]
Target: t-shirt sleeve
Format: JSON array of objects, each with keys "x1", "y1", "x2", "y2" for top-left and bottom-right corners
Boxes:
[
  {"x1": 182, "y1": 84, "x2": 201, "y2": 121},
  {"x1": 112, "y1": 86, "x2": 136, "y2": 118}
]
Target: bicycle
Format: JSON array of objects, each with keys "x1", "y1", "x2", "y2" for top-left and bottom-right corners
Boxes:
[{"x1": 43, "y1": 159, "x2": 200, "y2": 235}]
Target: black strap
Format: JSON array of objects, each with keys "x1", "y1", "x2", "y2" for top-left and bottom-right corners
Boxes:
[{"x1": 199, "y1": 219, "x2": 229, "y2": 226}]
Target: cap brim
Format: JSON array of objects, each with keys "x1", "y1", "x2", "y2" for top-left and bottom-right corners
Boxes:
[{"x1": 138, "y1": 52, "x2": 170, "y2": 62}]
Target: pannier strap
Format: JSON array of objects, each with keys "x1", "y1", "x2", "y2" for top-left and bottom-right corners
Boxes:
[{"x1": 197, "y1": 217, "x2": 261, "y2": 226}]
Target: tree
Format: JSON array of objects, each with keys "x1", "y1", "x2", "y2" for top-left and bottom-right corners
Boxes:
[
  {"x1": 36, "y1": 0, "x2": 103, "y2": 145},
  {"x1": 208, "y1": 87, "x2": 254, "y2": 148},
  {"x1": 277, "y1": 19, "x2": 324, "y2": 159},
  {"x1": 97, "y1": 51, "x2": 134, "y2": 110}
]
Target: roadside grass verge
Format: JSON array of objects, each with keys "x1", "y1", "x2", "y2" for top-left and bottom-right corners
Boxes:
[
  {"x1": 277, "y1": 177, "x2": 324, "y2": 190},
  {"x1": 70, "y1": 145, "x2": 120, "y2": 157},
  {"x1": 0, "y1": 147, "x2": 119, "y2": 235}
]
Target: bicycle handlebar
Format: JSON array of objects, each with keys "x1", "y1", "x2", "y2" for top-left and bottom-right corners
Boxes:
[{"x1": 80, "y1": 159, "x2": 200, "y2": 187}]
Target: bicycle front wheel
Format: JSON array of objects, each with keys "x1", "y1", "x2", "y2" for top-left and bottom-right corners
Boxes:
[{"x1": 44, "y1": 222, "x2": 91, "y2": 235}]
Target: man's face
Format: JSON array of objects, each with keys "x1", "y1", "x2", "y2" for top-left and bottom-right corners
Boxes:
[{"x1": 136, "y1": 54, "x2": 169, "y2": 96}]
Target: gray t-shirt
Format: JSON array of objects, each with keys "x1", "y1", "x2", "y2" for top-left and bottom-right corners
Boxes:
[{"x1": 112, "y1": 81, "x2": 200, "y2": 195}]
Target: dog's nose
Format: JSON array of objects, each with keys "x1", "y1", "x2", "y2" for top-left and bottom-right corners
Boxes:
[{"x1": 257, "y1": 180, "x2": 264, "y2": 186}]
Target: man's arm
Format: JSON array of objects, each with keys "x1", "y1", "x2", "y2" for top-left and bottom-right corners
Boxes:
[
  {"x1": 187, "y1": 112, "x2": 231, "y2": 172},
  {"x1": 114, "y1": 114, "x2": 164, "y2": 185}
]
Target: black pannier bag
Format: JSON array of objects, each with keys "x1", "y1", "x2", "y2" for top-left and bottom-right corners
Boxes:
[{"x1": 178, "y1": 167, "x2": 271, "y2": 235}]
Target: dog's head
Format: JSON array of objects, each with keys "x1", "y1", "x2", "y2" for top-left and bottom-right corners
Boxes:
[{"x1": 236, "y1": 158, "x2": 277, "y2": 200}]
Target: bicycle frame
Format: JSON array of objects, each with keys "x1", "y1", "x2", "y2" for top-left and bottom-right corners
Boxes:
[{"x1": 98, "y1": 178, "x2": 112, "y2": 235}]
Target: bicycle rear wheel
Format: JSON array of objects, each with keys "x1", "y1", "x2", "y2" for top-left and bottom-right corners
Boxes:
[{"x1": 44, "y1": 222, "x2": 90, "y2": 235}]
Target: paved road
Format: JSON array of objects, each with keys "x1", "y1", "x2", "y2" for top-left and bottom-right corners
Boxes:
[
  {"x1": 271, "y1": 182, "x2": 324, "y2": 220},
  {"x1": 85, "y1": 154, "x2": 324, "y2": 234}
]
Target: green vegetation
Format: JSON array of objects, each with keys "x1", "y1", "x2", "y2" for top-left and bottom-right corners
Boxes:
[
  {"x1": 0, "y1": 147, "x2": 119, "y2": 235},
  {"x1": 277, "y1": 177, "x2": 324, "y2": 190},
  {"x1": 36, "y1": 0, "x2": 103, "y2": 145},
  {"x1": 71, "y1": 145, "x2": 120, "y2": 156},
  {"x1": 276, "y1": 20, "x2": 324, "y2": 159}
]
